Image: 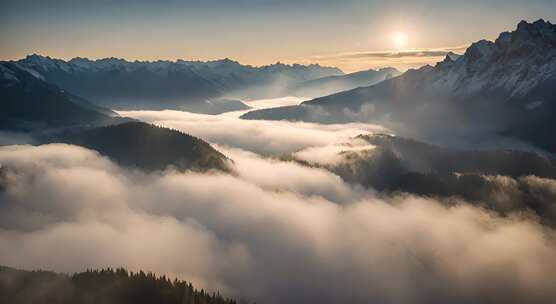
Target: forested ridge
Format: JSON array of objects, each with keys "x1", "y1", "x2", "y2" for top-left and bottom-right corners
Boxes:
[
  {"x1": 48, "y1": 121, "x2": 232, "y2": 172},
  {"x1": 0, "y1": 266, "x2": 242, "y2": 304}
]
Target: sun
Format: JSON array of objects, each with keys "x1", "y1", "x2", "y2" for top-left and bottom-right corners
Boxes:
[{"x1": 392, "y1": 32, "x2": 409, "y2": 49}]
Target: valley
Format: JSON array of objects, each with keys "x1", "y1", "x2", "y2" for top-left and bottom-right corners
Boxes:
[{"x1": 1, "y1": 15, "x2": 556, "y2": 304}]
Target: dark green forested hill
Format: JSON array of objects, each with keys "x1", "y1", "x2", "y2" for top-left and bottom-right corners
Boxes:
[
  {"x1": 0, "y1": 266, "x2": 240, "y2": 304},
  {"x1": 48, "y1": 122, "x2": 232, "y2": 172}
]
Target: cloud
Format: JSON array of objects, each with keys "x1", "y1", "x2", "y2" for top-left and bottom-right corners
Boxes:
[
  {"x1": 118, "y1": 109, "x2": 388, "y2": 155},
  {"x1": 290, "y1": 45, "x2": 470, "y2": 72},
  {"x1": 1, "y1": 143, "x2": 556, "y2": 304},
  {"x1": 293, "y1": 137, "x2": 375, "y2": 166},
  {"x1": 222, "y1": 147, "x2": 371, "y2": 203},
  {"x1": 313, "y1": 48, "x2": 467, "y2": 60}
]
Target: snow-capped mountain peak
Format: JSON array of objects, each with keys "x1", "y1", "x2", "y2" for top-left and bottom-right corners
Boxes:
[{"x1": 427, "y1": 19, "x2": 556, "y2": 98}]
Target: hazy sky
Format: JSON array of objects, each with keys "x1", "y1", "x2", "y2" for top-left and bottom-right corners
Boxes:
[{"x1": 1, "y1": 0, "x2": 555, "y2": 71}]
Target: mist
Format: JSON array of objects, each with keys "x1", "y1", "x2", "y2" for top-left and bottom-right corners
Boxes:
[
  {"x1": 2, "y1": 6, "x2": 556, "y2": 303},
  {"x1": 2, "y1": 141, "x2": 556, "y2": 303},
  {"x1": 1, "y1": 97, "x2": 555, "y2": 303},
  {"x1": 119, "y1": 107, "x2": 387, "y2": 156}
]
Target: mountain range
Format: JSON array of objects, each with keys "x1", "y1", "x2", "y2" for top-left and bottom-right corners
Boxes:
[
  {"x1": 0, "y1": 63, "x2": 232, "y2": 172},
  {"x1": 2, "y1": 19, "x2": 555, "y2": 175},
  {"x1": 10, "y1": 55, "x2": 343, "y2": 112},
  {"x1": 242, "y1": 19, "x2": 556, "y2": 153}
]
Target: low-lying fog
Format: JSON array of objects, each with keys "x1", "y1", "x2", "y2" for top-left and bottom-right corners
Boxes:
[
  {"x1": 1, "y1": 97, "x2": 556, "y2": 304},
  {"x1": 119, "y1": 97, "x2": 388, "y2": 156}
]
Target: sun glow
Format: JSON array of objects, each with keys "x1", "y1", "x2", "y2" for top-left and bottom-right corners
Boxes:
[{"x1": 392, "y1": 32, "x2": 409, "y2": 49}]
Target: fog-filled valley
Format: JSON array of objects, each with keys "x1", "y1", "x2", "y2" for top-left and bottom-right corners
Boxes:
[
  {"x1": 2, "y1": 95, "x2": 556, "y2": 303},
  {"x1": 1, "y1": 15, "x2": 556, "y2": 304}
]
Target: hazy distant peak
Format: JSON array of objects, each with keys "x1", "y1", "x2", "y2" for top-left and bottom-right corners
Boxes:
[
  {"x1": 437, "y1": 51, "x2": 460, "y2": 64},
  {"x1": 217, "y1": 57, "x2": 240, "y2": 64},
  {"x1": 257, "y1": 61, "x2": 343, "y2": 75},
  {"x1": 22, "y1": 54, "x2": 64, "y2": 70},
  {"x1": 445, "y1": 51, "x2": 461, "y2": 61},
  {"x1": 417, "y1": 64, "x2": 434, "y2": 72},
  {"x1": 285, "y1": 65, "x2": 399, "y2": 98},
  {"x1": 68, "y1": 56, "x2": 94, "y2": 68},
  {"x1": 377, "y1": 67, "x2": 401, "y2": 74},
  {"x1": 24, "y1": 53, "x2": 51, "y2": 62},
  {"x1": 18, "y1": 54, "x2": 343, "y2": 76},
  {"x1": 9, "y1": 53, "x2": 345, "y2": 112},
  {"x1": 435, "y1": 54, "x2": 455, "y2": 69}
]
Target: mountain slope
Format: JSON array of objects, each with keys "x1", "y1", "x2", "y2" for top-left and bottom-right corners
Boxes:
[
  {"x1": 356, "y1": 134, "x2": 556, "y2": 178},
  {"x1": 296, "y1": 134, "x2": 556, "y2": 225},
  {"x1": 12, "y1": 55, "x2": 342, "y2": 112},
  {"x1": 242, "y1": 20, "x2": 556, "y2": 152},
  {"x1": 290, "y1": 67, "x2": 400, "y2": 98},
  {"x1": 0, "y1": 266, "x2": 238, "y2": 304},
  {"x1": 47, "y1": 122, "x2": 232, "y2": 172},
  {"x1": 0, "y1": 62, "x2": 122, "y2": 131}
]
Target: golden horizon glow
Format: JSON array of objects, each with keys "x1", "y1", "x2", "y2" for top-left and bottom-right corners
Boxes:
[{"x1": 1, "y1": 1, "x2": 555, "y2": 74}]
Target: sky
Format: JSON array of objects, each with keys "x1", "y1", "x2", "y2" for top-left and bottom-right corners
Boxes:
[{"x1": 1, "y1": 0, "x2": 555, "y2": 72}]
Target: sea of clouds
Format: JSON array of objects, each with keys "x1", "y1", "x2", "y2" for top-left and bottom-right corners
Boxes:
[{"x1": 1, "y1": 99, "x2": 556, "y2": 304}]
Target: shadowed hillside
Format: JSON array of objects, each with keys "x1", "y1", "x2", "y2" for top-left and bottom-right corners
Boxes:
[
  {"x1": 317, "y1": 134, "x2": 556, "y2": 225},
  {"x1": 48, "y1": 122, "x2": 232, "y2": 172},
  {"x1": 0, "y1": 62, "x2": 122, "y2": 131},
  {"x1": 290, "y1": 67, "x2": 400, "y2": 98},
  {"x1": 359, "y1": 134, "x2": 556, "y2": 178},
  {"x1": 0, "y1": 266, "x2": 240, "y2": 304}
]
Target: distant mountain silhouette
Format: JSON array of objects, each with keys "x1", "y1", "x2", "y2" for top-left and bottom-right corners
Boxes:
[
  {"x1": 0, "y1": 266, "x2": 239, "y2": 304},
  {"x1": 290, "y1": 67, "x2": 400, "y2": 98},
  {"x1": 188, "y1": 98, "x2": 251, "y2": 115},
  {"x1": 11, "y1": 55, "x2": 342, "y2": 113},
  {"x1": 48, "y1": 122, "x2": 232, "y2": 172},
  {"x1": 0, "y1": 62, "x2": 123, "y2": 131},
  {"x1": 1, "y1": 63, "x2": 231, "y2": 172},
  {"x1": 242, "y1": 20, "x2": 556, "y2": 153}
]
